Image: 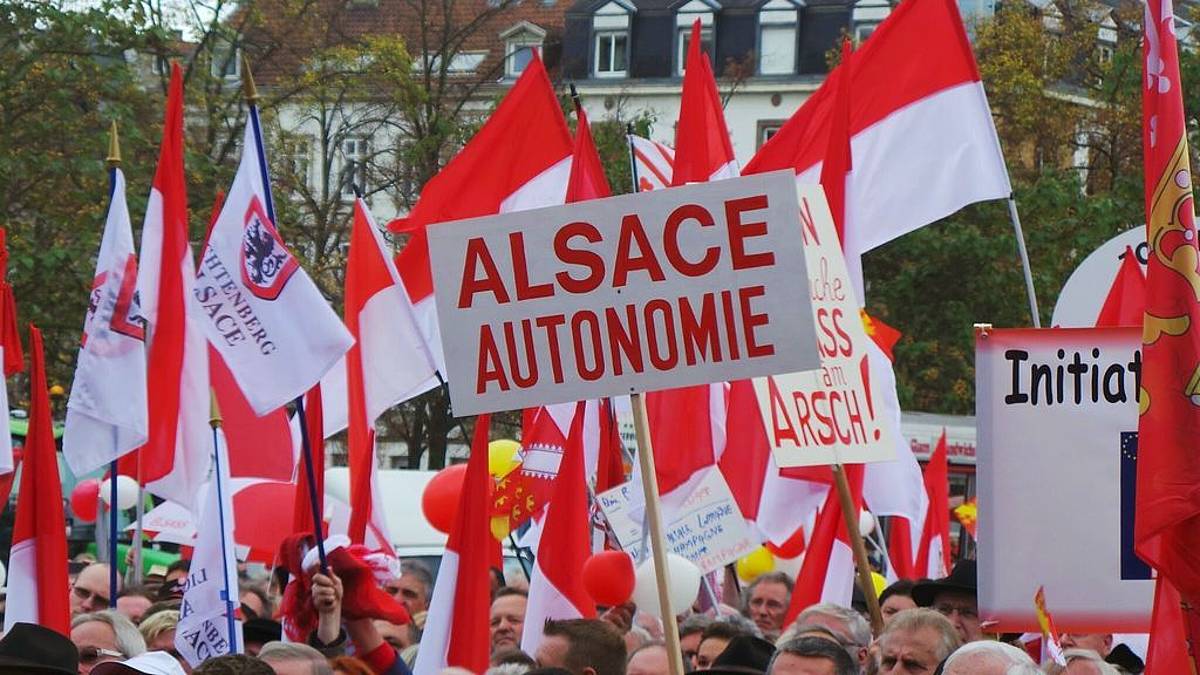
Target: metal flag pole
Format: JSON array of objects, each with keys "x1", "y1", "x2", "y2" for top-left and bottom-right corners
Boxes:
[
  {"x1": 1007, "y1": 196, "x2": 1041, "y2": 327},
  {"x1": 105, "y1": 122, "x2": 122, "y2": 606},
  {"x1": 133, "y1": 482, "x2": 145, "y2": 585},
  {"x1": 626, "y1": 123, "x2": 642, "y2": 194},
  {"x1": 209, "y1": 393, "x2": 238, "y2": 655},
  {"x1": 243, "y1": 57, "x2": 327, "y2": 572}
]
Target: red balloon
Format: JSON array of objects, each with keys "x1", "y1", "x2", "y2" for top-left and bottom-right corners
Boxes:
[
  {"x1": 422, "y1": 464, "x2": 468, "y2": 535},
  {"x1": 70, "y1": 479, "x2": 101, "y2": 523},
  {"x1": 583, "y1": 551, "x2": 635, "y2": 607}
]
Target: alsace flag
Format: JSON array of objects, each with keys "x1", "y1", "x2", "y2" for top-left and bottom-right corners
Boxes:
[
  {"x1": 332, "y1": 198, "x2": 437, "y2": 548},
  {"x1": 175, "y1": 439, "x2": 242, "y2": 666},
  {"x1": 135, "y1": 63, "x2": 210, "y2": 510},
  {"x1": 784, "y1": 465, "x2": 864, "y2": 622},
  {"x1": 197, "y1": 112, "x2": 353, "y2": 415},
  {"x1": 1137, "y1": 0, "x2": 1200, "y2": 665},
  {"x1": 629, "y1": 135, "x2": 675, "y2": 192},
  {"x1": 389, "y1": 52, "x2": 573, "y2": 377},
  {"x1": 414, "y1": 415, "x2": 494, "y2": 675},
  {"x1": 520, "y1": 401, "x2": 597, "y2": 655},
  {"x1": 4, "y1": 326, "x2": 70, "y2": 635},
  {"x1": 673, "y1": 19, "x2": 738, "y2": 185},
  {"x1": 743, "y1": 0, "x2": 1010, "y2": 295},
  {"x1": 64, "y1": 167, "x2": 148, "y2": 475}
]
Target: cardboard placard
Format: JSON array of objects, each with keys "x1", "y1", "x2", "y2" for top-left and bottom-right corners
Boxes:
[
  {"x1": 752, "y1": 186, "x2": 896, "y2": 467},
  {"x1": 597, "y1": 467, "x2": 758, "y2": 573},
  {"x1": 976, "y1": 327, "x2": 1151, "y2": 632},
  {"x1": 428, "y1": 171, "x2": 819, "y2": 416}
]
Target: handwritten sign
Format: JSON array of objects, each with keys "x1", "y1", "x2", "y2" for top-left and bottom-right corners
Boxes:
[
  {"x1": 751, "y1": 185, "x2": 895, "y2": 467},
  {"x1": 976, "y1": 327, "x2": 1150, "y2": 632},
  {"x1": 598, "y1": 468, "x2": 757, "y2": 573},
  {"x1": 428, "y1": 171, "x2": 819, "y2": 415}
]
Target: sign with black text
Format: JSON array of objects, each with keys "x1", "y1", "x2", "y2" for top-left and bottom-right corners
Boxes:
[{"x1": 428, "y1": 171, "x2": 819, "y2": 415}]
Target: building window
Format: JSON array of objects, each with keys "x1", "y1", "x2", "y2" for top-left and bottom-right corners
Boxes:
[
  {"x1": 1097, "y1": 43, "x2": 1114, "y2": 65},
  {"x1": 210, "y1": 43, "x2": 241, "y2": 80},
  {"x1": 151, "y1": 54, "x2": 169, "y2": 75},
  {"x1": 595, "y1": 31, "x2": 629, "y2": 77},
  {"x1": 341, "y1": 137, "x2": 370, "y2": 197},
  {"x1": 677, "y1": 25, "x2": 714, "y2": 75},
  {"x1": 281, "y1": 137, "x2": 311, "y2": 190},
  {"x1": 759, "y1": 23, "x2": 796, "y2": 74},
  {"x1": 506, "y1": 39, "x2": 543, "y2": 77},
  {"x1": 854, "y1": 22, "x2": 878, "y2": 44},
  {"x1": 757, "y1": 121, "x2": 784, "y2": 149}
]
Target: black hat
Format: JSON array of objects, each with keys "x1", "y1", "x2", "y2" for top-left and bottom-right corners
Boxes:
[
  {"x1": 242, "y1": 617, "x2": 282, "y2": 647},
  {"x1": 706, "y1": 635, "x2": 776, "y2": 675},
  {"x1": 1106, "y1": 643, "x2": 1145, "y2": 674},
  {"x1": 0, "y1": 622, "x2": 79, "y2": 675},
  {"x1": 911, "y1": 560, "x2": 977, "y2": 607}
]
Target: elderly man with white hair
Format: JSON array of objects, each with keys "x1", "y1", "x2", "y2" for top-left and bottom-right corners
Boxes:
[
  {"x1": 941, "y1": 641, "x2": 1040, "y2": 675},
  {"x1": 70, "y1": 610, "x2": 147, "y2": 674},
  {"x1": 875, "y1": 608, "x2": 960, "y2": 675},
  {"x1": 1041, "y1": 649, "x2": 1123, "y2": 675},
  {"x1": 788, "y1": 603, "x2": 872, "y2": 670}
]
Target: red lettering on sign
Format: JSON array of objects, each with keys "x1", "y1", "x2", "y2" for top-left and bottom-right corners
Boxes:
[
  {"x1": 476, "y1": 325, "x2": 509, "y2": 394},
  {"x1": 571, "y1": 310, "x2": 605, "y2": 381},
  {"x1": 768, "y1": 377, "x2": 801, "y2": 447},
  {"x1": 644, "y1": 299, "x2": 678, "y2": 370},
  {"x1": 680, "y1": 293, "x2": 721, "y2": 366},
  {"x1": 613, "y1": 214, "x2": 666, "y2": 287},
  {"x1": 721, "y1": 290, "x2": 741, "y2": 361},
  {"x1": 726, "y1": 195, "x2": 775, "y2": 270},
  {"x1": 664, "y1": 204, "x2": 719, "y2": 277},
  {"x1": 554, "y1": 222, "x2": 605, "y2": 293},
  {"x1": 605, "y1": 305, "x2": 643, "y2": 376},
  {"x1": 459, "y1": 238, "x2": 509, "y2": 309},
  {"x1": 503, "y1": 320, "x2": 538, "y2": 388},
  {"x1": 510, "y1": 232, "x2": 554, "y2": 300},
  {"x1": 738, "y1": 285, "x2": 773, "y2": 358}
]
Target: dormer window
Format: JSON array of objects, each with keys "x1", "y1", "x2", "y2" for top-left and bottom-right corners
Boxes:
[
  {"x1": 851, "y1": 0, "x2": 890, "y2": 44},
  {"x1": 759, "y1": 0, "x2": 801, "y2": 75},
  {"x1": 592, "y1": 0, "x2": 634, "y2": 77},
  {"x1": 501, "y1": 22, "x2": 547, "y2": 77},
  {"x1": 676, "y1": 1, "x2": 717, "y2": 75}
]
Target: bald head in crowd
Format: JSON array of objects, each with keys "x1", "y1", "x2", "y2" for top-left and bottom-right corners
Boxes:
[
  {"x1": 71, "y1": 563, "x2": 117, "y2": 616},
  {"x1": 941, "y1": 640, "x2": 1041, "y2": 675}
]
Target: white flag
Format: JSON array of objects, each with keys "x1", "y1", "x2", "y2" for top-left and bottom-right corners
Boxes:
[
  {"x1": 175, "y1": 439, "x2": 241, "y2": 666},
  {"x1": 63, "y1": 168, "x2": 148, "y2": 475},
  {"x1": 195, "y1": 118, "x2": 353, "y2": 414}
]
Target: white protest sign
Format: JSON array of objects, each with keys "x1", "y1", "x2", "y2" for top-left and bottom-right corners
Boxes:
[
  {"x1": 751, "y1": 185, "x2": 895, "y2": 467},
  {"x1": 976, "y1": 327, "x2": 1151, "y2": 633},
  {"x1": 597, "y1": 467, "x2": 757, "y2": 573},
  {"x1": 427, "y1": 170, "x2": 819, "y2": 416}
]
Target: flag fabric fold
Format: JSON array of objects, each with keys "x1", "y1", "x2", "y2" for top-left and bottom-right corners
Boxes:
[
  {"x1": 629, "y1": 135, "x2": 675, "y2": 192},
  {"x1": 1137, "y1": 0, "x2": 1200, "y2": 665},
  {"x1": 672, "y1": 19, "x2": 738, "y2": 185},
  {"x1": 914, "y1": 430, "x2": 951, "y2": 578},
  {"x1": 414, "y1": 415, "x2": 494, "y2": 675},
  {"x1": 197, "y1": 112, "x2": 353, "y2": 416},
  {"x1": 134, "y1": 62, "x2": 210, "y2": 510},
  {"x1": 4, "y1": 326, "x2": 70, "y2": 635},
  {"x1": 521, "y1": 401, "x2": 597, "y2": 655}
]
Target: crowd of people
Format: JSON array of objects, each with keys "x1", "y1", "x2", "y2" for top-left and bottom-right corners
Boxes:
[{"x1": 0, "y1": 551, "x2": 1149, "y2": 675}]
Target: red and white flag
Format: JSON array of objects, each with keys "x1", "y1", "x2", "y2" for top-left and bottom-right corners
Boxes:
[
  {"x1": 389, "y1": 53, "x2": 573, "y2": 378},
  {"x1": 64, "y1": 167, "x2": 147, "y2": 476},
  {"x1": 628, "y1": 135, "x2": 675, "y2": 192},
  {"x1": 197, "y1": 110, "x2": 353, "y2": 415},
  {"x1": 521, "y1": 402, "x2": 597, "y2": 654},
  {"x1": 914, "y1": 430, "x2": 951, "y2": 578},
  {"x1": 414, "y1": 415, "x2": 494, "y2": 675},
  {"x1": 5, "y1": 326, "x2": 70, "y2": 635},
  {"x1": 785, "y1": 465, "x2": 864, "y2": 621},
  {"x1": 134, "y1": 63, "x2": 210, "y2": 510},
  {"x1": 673, "y1": 19, "x2": 738, "y2": 185},
  {"x1": 333, "y1": 198, "x2": 437, "y2": 551},
  {"x1": 744, "y1": 0, "x2": 1010, "y2": 295},
  {"x1": 0, "y1": 231, "x2": 23, "y2": 481}
]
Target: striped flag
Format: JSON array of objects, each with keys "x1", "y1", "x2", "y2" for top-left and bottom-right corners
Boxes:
[{"x1": 628, "y1": 135, "x2": 675, "y2": 192}]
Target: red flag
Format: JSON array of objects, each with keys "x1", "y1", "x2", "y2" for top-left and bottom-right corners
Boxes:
[
  {"x1": 1095, "y1": 246, "x2": 1146, "y2": 327},
  {"x1": 914, "y1": 430, "x2": 951, "y2": 578},
  {"x1": 388, "y1": 53, "x2": 572, "y2": 377},
  {"x1": 3, "y1": 326, "x2": 70, "y2": 635},
  {"x1": 567, "y1": 102, "x2": 612, "y2": 202},
  {"x1": 0, "y1": 230, "x2": 24, "y2": 378},
  {"x1": 672, "y1": 19, "x2": 737, "y2": 185},
  {"x1": 414, "y1": 415, "x2": 494, "y2": 675},
  {"x1": 292, "y1": 385, "x2": 326, "y2": 537},
  {"x1": 1137, "y1": 0, "x2": 1200, "y2": 666},
  {"x1": 521, "y1": 401, "x2": 597, "y2": 654},
  {"x1": 820, "y1": 39, "x2": 853, "y2": 244},
  {"x1": 596, "y1": 398, "x2": 626, "y2": 493},
  {"x1": 785, "y1": 465, "x2": 863, "y2": 624}
]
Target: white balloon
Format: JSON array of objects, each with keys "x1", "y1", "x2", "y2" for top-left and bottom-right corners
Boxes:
[
  {"x1": 99, "y1": 476, "x2": 139, "y2": 510},
  {"x1": 858, "y1": 510, "x2": 876, "y2": 537},
  {"x1": 632, "y1": 553, "x2": 702, "y2": 618}
]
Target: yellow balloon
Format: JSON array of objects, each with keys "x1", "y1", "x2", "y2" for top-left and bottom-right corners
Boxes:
[
  {"x1": 871, "y1": 571, "x2": 887, "y2": 597},
  {"x1": 735, "y1": 546, "x2": 775, "y2": 584},
  {"x1": 488, "y1": 439, "x2": 521, "y2": 478}
]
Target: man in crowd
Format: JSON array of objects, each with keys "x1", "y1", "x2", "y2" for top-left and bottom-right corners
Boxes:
[
  {"x1": 874, "y1": 608, "x2": 959, "y2": 675},
  {"x1": 791, "y1": 604, "x2": 871, "y2": 670},
  {"x1": 695, "y1": 621, "x2": 752, "y2": 670},
  {"x1": 626, "y1": 643, "x2": 669, "y2": 675},
  {"x1": 72, "y1": 563, "x2": 117, "y2": 616},
  {"x1": 115, "y1": 586, "x2": 155, "y2": 624},
  {"x1": 911, "y1": 561, "x2": 982, "y2": 643},
  {"x1": 743, "y1": 572, "x2": 792, "y2": 641},
  {"x1": 877, "y1": 581, "x2": 917, "y2": 627},
  {"x1": 1043, "y1": 649, "x2": 1121, "y2": 675},
  {"x1": 387, "y1": 561, "x2": 433, "y2": 617},
  {"x1": 490, "y1": 587, "x2": 528, "y2": 654},
  {"x1": 940, "y1": 641, "x2": 1040, "y2": 674},
  {"x1": 257, "y1": 642, "x2": 333, "y2": 675},
  {"x1": 534, "y1": 618, "x2": 627, "y2": 675},
  {"x1": 71, "y1": 610, "x2": 146, "y2": 674},
  {"x1": 678, "y1": 615, "x2": 712, "y2": 670},
  {"x1": 767, "y1": 637, "x2": 858, "y2": 675}
]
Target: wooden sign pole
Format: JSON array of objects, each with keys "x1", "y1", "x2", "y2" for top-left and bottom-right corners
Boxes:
[
  {"x1": 831, "y1": 462, "x2": 884, "y2": 636},
  {"x1": 630, "y1": 392, "x2": 687, "y2": 675}
]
